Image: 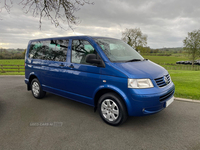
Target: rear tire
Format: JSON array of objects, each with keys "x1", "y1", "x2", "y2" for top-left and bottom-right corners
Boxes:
[
  {"x1": 98, "y1": 92, "x2": 128, "y2": 126},
  {"x1": 31, "y1": 78, "x2": 46, "y2": 99}
]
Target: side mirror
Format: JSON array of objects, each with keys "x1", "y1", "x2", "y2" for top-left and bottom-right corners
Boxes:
[{"x1": 86, "y1": 54, "x2": 105, "y2": 67}]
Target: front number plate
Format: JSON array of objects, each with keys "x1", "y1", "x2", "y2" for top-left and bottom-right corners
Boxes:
[{"x1": 166, "y1": 96, "x2": 174, "y2": 107}]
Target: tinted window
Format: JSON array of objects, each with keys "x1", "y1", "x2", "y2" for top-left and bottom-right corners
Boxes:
[
  {"x1": 71, "y1": 40, "x2": 97, "y2": 65},
  {"x1": 29, "y1": 39, "x2": 69, "y2": 62}
]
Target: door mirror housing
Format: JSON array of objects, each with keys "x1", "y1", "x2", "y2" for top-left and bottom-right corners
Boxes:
[{"x1": 86, "y1": 54, "x2": 105, "y2": 67}]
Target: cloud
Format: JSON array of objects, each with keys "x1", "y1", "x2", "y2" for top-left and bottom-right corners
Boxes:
[{"x1": 0, "y1": 0, "x2": 200, "y2": 49}]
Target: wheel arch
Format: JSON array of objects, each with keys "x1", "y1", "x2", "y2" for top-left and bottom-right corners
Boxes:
[
  {"x1": 93, "y1": 86, "x2": 131, "y2": 115},
  {"x1": 27, "y1": 73, "x2": 40, "y2": 90}
]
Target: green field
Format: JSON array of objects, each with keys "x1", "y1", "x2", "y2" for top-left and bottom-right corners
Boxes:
[
  {"x1": 0, "y1": 58, "x2": 200, "y2": 100},
  {"x1": 143, "y1": 55, "x2": 200, "y2": 71},
  {"x1": 0, "y1": 59, "x2": 24, "y2": 65},
  {"x1": 142, "y1": 55, "x2": 188, "y2": 64}
]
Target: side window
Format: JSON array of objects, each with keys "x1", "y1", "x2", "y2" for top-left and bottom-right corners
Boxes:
[
  {"x1": 29, "y1": 41, "x2": 46, "y2": 59},
  {"x1": 47, "y1": 40, "x2": 69, "y2": 62},
  {"x1": 28, "y1": 40, "x2": 69, "y2": 62},
  {"x1": 71, "y1": 40, "x2": 97, "y2": 65}
]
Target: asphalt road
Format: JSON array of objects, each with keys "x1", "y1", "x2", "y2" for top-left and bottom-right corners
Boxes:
[{"x1": 0, "y1": 76, "x2": 200, "y2": 150}]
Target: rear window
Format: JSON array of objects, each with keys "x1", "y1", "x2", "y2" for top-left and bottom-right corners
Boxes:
[{"x1": 28, "y1": 39, "x2": 69, "y2": 62}]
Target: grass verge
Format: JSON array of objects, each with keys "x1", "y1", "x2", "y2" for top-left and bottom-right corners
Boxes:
[
  {"x1": 0, "y1": 72, "x2": 25, "y2": 75},
  {"x1": 168, "y1": 70, "x2": 200, "y2": 100}
]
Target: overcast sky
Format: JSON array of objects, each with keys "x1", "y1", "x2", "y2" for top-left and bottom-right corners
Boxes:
[{"x1": 0, "y1": 0, "x2": 200, "y2": 49}]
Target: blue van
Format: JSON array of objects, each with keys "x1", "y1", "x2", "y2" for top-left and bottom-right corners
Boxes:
[{"x1": 25, "y1": 36, "x2": 175, "y2": 126}]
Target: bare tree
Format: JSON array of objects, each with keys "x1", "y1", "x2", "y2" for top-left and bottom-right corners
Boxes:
[
  {"x1": 0, "y1": 0, "x2": 93, "y2": 29},
  {"x1": 122, "y1": 28, "x2": 147, "y2": 51},
  {"x1": 183, "y1": 29, "x2": 200, "y2": 67}
]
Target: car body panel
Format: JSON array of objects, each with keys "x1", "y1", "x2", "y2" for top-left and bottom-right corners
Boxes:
[{"x1": 25, "y1": 36, "x2": 175, "y2": 117}]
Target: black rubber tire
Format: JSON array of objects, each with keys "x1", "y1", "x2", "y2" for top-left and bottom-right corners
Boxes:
[
  {"x1": 31, "y1": 78, "x2": 46, "y2": 99},
  {"x1": 98, "y1": 92, "x2": 128, "y2": 126}
]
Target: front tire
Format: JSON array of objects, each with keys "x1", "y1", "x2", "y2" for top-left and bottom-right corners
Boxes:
[
  {"x1": 31, "y1": 78, "x2": 46, "y2": 99},
  {"x1": 98, "y1": 92, "x2": 128, "y2": 126}
]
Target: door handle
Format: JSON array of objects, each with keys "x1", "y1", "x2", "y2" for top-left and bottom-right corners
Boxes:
[
  {"x1": 59, "y1": 63, "x2": 64, "y2": 67},
  {"x1": 68, "y1": 64, "x2": 74, "y2": 69}
]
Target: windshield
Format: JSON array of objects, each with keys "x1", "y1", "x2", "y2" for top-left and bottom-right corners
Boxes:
[{"x1": 94, "y1": 38, "x2": 144, "y2": 62}]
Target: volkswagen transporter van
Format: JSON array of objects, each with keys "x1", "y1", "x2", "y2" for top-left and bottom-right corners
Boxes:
[{"x1": 25, "y1": 36, "x2": 175, "y2": 126}]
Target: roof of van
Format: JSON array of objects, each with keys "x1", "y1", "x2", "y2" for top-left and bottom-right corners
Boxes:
[{"x1": 30, "y1": 35, "x2": 118, "y2": 42}]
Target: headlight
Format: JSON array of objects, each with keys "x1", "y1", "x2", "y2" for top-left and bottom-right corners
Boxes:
[{"x1": 128, "y1": 79, "x2": 154, "y2": 89}]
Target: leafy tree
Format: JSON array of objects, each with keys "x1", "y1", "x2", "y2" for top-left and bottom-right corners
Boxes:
[
  {"x1": 0, "y1": 0, "x2": 93, "y2": 29},
  {"x1": 122, "y1": 28, "x2": 147, "y2": 51},
  {"x1": 23, "y1": 49, "x2": 26, "y2": 58},
  {"x1": 183, "y1": 29, "x2": 200, "y2": 67},
  {"x1": 137, "y1": 46, "x2": 150, "y2": 54}
]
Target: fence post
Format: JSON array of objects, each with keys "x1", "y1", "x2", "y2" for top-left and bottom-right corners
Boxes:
[{"x1": 1, "y1": 64, "x2": 2, "y2": 73}]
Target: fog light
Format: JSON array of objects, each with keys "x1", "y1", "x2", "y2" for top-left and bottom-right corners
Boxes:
[{"x1": 142, "y1": 108, "x2": 145, "y2": 112}]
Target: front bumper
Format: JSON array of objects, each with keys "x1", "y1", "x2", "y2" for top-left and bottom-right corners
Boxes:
[{"x1": 127, "y1": 82, "x2": 175, "y2": 116}]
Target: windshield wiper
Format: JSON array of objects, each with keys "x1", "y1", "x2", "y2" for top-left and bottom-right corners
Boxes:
[
  {"x1": 126, "y1": 58, "x2": 148, "y2": 62},
  {"x1": 126, "y1": 59, "x2": 143, "y2": 62}
]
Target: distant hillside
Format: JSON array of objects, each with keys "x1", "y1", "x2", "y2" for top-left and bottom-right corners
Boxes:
[
  {"x1": 159, "y1": 47, "x2": 183, "y2": 51},
  {"x1": 5, "y1": 48, "x2": 25, "y2": 52},
  {"x1": 0, "y1": 48, "x2": 25, "y2": 59},
  {"x1": 150, "y1": 47, "x2": 184, "y2": 54}
]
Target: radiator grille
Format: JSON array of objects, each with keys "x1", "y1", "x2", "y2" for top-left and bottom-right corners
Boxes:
[
  {"x1": 160, "y1": 89, "x2": 174, "y2": 102},
  {"x1": 155, "y1": 74, "x2": 171, "y2": 87}
]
